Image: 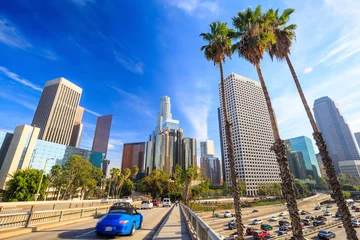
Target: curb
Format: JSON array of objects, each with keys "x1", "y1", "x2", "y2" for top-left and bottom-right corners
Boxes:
[{"x1": 152, "y1": 205, "x2": 175, "y2": 240}]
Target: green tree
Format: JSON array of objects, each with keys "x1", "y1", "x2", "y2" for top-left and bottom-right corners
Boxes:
[
  {"x1": 294, "y1": 180, "x2": 309, "y2": 199},
  {"x1": 266, "y1": 7, "x2": 358, "y2": 239},
  {"x1": 184, "y1": 165, "x2": 201, "y2": 204},
  {"x1": 109, "y1": 168, "x2": 120, "y2": 198},
  {"x1": 2, "y1": 169, "x2": 50, "y2": 201},
  {"x1": 115, "y1": 174, "x2": 125, "y2": 199},
  {"x1": 200, "y1": 21, "x2": 245, "y2": 239},
  {"x1": 232, "y1": 6, "x2": 302, "y2": 238},
  {"x1": 121, "y1": 179, "x2": 134, "y2": 197},
  {"x1": 238, "y1": 180, "x2": 246, "y2": 196},
  {"x1": 342, "y1": 191, "x2": 351, "y2": 199},
  {"x1": 137, "y1": 169, "x2": 171, "y2": 199},
  {"x1": 122, "y1": 168, "x2": 132, "y2": 180}
]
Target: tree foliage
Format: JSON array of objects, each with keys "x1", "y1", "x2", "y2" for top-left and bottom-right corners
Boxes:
[
  {"x1": 2, "y1": 169, "x2": 50, "y2": 202},
  {"x1": 294, "y1": 180, "x2": 309, "y2": 199},
  {"x1": 121, "y1": 179, "x2": 134, "y2": 197},
  {"x1": 258, "y1": 182, "x2": 282, "y2": 197}
]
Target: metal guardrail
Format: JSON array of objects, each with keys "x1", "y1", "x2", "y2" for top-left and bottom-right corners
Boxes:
[
  {"x1": 180, "y1": 202, "x2": 223, "y2": 240},
  {"x1": 0, "y1": 205, "x2": 109, "y2": 230}
]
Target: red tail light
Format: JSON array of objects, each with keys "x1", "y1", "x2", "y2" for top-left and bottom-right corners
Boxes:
[{"x1": 119, "y1": 220, "x2": 129, "y2": 224}]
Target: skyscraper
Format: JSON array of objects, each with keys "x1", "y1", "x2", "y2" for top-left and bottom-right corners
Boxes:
[
  {"x1": 313, "y1": 96, "x2": 360, "y2": 173},
  {"x1": 121, "y1": 142, "x2": 146, "y2": 179},
  {"x1": 285, "y1": 140, "x2": 308, "y2": 180},
  {"x1": 354, "y1": 132, "x2": 360, "y2": 149},
  {"x1": 218, "y1": 107, "x2": 226, "y2": 181},
  {"x1": 92, "y1": 115, "x2": 112, "y2": 158},
  {"x1": 183, "y1": 138, "x2": 197, "y2": 168},
  {"x1": 200, "y1": 140, "x2": 215, "y2": 169},
  {"x1": 316, "y1": 154, "x2": 327, "y2": 177},
  {"x1": 287, "y1": 136, "x2": 321, "y2": 177},
  {"x1": 69, "y1": 106, "x2": 84, "y2": 148},
  {"x1": 203, "y1": 156, "x2": 223, "y2": 185},
  {"x1": 219, "y1": 73, "x2": 281, "y2": 195},
  {"x1": 156, "y1": 96, "x2": 172, "y2": 134},
  {"x1": 32, "y1": 77, "x2": 82, "y2": 145}
]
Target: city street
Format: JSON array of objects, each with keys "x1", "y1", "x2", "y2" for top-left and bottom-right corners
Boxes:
[{"x1": 7, "y1": 207, "x2": 170, "y2": 240}]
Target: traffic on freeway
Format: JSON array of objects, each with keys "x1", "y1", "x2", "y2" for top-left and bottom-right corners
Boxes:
[
  {"x1": 7, "y1": 200, "x2": 171, "y2": 240},
  {"x1": 200, "y1": 194, "x2": 359, "y2": 239}
]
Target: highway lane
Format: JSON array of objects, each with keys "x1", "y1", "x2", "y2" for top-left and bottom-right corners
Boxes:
[{"x1": 8, "y1": 207, "x2": 170, "y2": 240}]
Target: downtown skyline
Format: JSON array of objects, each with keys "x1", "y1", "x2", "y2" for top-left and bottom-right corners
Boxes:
[{"x1": 0, "y1": 0, "x2": 360, "y2": 169}]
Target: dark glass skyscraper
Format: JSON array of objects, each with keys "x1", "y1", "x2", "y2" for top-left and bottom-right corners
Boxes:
[{"x1": 313, "y1": 96, "x2": 360, "y2": 173}]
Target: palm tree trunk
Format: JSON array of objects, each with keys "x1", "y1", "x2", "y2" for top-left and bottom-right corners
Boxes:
[
  {"x1": 219, "y1": 61, "x2": 244, "y2": 239},
  {"x1": 285, "y1": 55, "x2": 358, "y2": 240},
  {"x1": 256, "y1": 64, "x2": 304, "y2": 239}
]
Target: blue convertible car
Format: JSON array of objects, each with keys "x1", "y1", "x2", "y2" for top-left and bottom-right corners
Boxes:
[{"x1": 96, "y1": 204, "x2": 143, "y2": 236}]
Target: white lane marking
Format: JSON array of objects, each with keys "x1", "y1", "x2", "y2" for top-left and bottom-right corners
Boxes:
[{"x1": 74, "y1": 229, "x2": 96, "y2": 238}]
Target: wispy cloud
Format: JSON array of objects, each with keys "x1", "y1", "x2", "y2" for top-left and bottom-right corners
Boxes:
[
  {"x1": 0, "y1": 66, "x2": 42, "y2": 91},
  {"x1": 0, "y1": 91, "x2": 37, "y2": 110},
  {"x1": 303, "y1": 67, "x2": 313, "y2": 74},
  {"x1": 84, "y1": 108, "x2": 101, "y2": 117},
  {"x1": 0, "y1": 19, "x2": 32, "y2": 49},
  {"x1": 110, "y1": 86, "x2": 154, "y2": 118},
  {"x1": 169, "y1": 0, "x2": 219, "y2": 16},
  {"x1": 71, "y1": 0, "x2": 94, "y2": 6},
  {"x1": 113, "y1": 50, "x2": 144, "y2": 74}
]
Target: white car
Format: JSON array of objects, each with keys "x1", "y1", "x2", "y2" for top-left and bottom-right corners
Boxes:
[
  {"x1": 252, "y1": 219, "x2": 263, "y2": 225},
  {"x1": 101, "y1": 197, "x2": 111, "y2": 203},
  {"x1": 162, "y1": 198, "x2": 172, "y2": 207},
  {"x1": 269, "y1": 216, "x2": 278, "y2": 221},
  {"x1": 279, "y1": 212, "x2": 287, "y2": 216},
  {"x1": 224, "y1": 210, "x2": 232, "y2": 218},
  {"x1": 121, "y1": 196, "x2": 133, "y2": 203},
  {"x1": 140, "y1": 200, "x2": 153, "y2": 209},
  {"x1": 352, "y1": 220, "x2": 360, "y2": 227},
  {"x1": 324, "y1": 211, "x2": 332, "y2": 216}
]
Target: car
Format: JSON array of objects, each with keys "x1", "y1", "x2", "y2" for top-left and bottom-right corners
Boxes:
[
  {"x1": 121, "y1": 196, "x2": 133, "y2": 203},
  {"x1": 315, "y1": 216, "x2": 327, "y2": 221},
  {"x1": 252, "y1": 210, "x2": 259, "y2": 213},
  {"x1": 269, "y1": 216, "x2": 278, "y2": 221},
  {"x1": 140, "y1": 200, "x2": 153, "y2": 209},
  {"x1": 162, "y1": 198, "x2": 171, "y2": 207},
  {"x1": 152, "y1": 199, "x2": 160, "y2": 207},
  {"x1": 101, "y1": 197, "x2": 111, "y2": 203},
  {"x1": 279, "y1": 212, "x2": 287, "y2": 216},
  {"x1": 279, "y1": 225, "x2": 290, "y2": 231},
  {"x1": 324, "y1": 211, "x2": 332, "y2": 216},
  {"x1": 315, "y1": 205, "x2": 321, "y2": 210},
  {"x1": 335, "y1": 211, "x2": 341, "y2": 218},
  {"x1": 261, "y1": 224, "x2": 273, "y2": 231},
  {"x1": 227, "y1": 220, "x2": 246, "y2": 230},
  {"x1": 355, "y1": 207, "x2": 360, "y2": 212},
  {"x1": 300, "y1": 210, "x2": 307, "y2": 215},
  {"x1": 246, "y1": 227, "x2": 256, "y2": 235},
  {"x1": 252, "y1": 219, "x2": 263, "y2": 225},
  {"x1": 326, "y1": 204, "x2": 332, "y2": 208},
  {"x1": 252, "y1": 230, "x2": 270, "y2": 239},
  {"x1": 318, "y1": 230, "x2": 336, "y2": 239},
  {"x1": 305, "y1": 215, "x2": 315, "y2": 220},
  {"x1": 301, "y1": 219, "x2": 312, "y2": 226},
  {"x1": 278, "y1": 231, "x2": 288, "y2": 236},
  {"x1": 264, "y1": 235, "x2": 275, "y2": 239},
  {"x1": 352, "y1": 220, "x2": 360, "y2": 227},
  {"x1": 95, "y1": 205, "x2": 143, "y2": 236},
  {"x1": 351, "y1": 205, "x2": 357, "y2": 210},
  {"x1": 313, "y1": 220, "x2": 326, "y2": 226},
  {"x1": 279, "y1": 220, "x2": 290, "y2": 226},
  {"x1": 224, "y1": 210, "x2": 232, "y2": 218}
]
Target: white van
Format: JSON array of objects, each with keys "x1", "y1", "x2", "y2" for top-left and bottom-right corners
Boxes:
[{"x1": 162, "y1": 198, "x2": 171, "y2": 207}]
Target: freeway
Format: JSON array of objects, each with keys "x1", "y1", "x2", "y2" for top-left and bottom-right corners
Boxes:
[{"x1": 7, "y1": 207, "x2": 170, "y2": 240}]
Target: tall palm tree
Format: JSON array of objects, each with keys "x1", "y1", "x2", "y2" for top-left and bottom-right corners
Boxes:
[
  {"x1": 122, "y1": 168, "x2": 131, "y2": 180},
  {"x1": 109, "y1": 168, "x2": 120, "y2": 198},
  {"x1": 200, "y1": 21, "x2": 244, "y2": 239},
  {"x1": 131, "y1": 165, "x2": 139, "y2": 182},
  {"x1": 268, "y1": 8, "x2": 358, "y2": 239},
  {"x1": 232, "y1": 5, "x2": 303, "y2": 239},
  {"x1": 115, "y1": 173, "x2": 125, "y2": 198}
]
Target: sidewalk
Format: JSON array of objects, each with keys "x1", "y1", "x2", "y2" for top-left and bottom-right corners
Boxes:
[{"x1": 154, "y1": 204, "x2": 191, "y2": 239}]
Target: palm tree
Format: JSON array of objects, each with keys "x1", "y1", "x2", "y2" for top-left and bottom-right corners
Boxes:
[
  {"x1": 122, "y1": 168, "x2": 131, "y2": 180},
  {"x1": 131, "y1": 165, "x2": 139, "y2": 182},
  {"x1": 200, "y1": 21, "x2": 244, "y2": 239},
  {"x1": 232, "y1": 5, "x2": 303, "y2": 239},
  {"x1": 115, "y1": 173, "x2": 125, "y2": 198},
  {"x1": 109, "y1": 168, "x2": 120, "y2": 198},
  {"x1": 268, "y1": 8, "x2": 358, "y2": 239}
]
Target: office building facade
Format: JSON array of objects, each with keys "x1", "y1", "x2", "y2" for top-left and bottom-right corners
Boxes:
[
  {"x1": 92, "y1": 115, "x2": 112, "y2": 158},
  {"x1": 0, "y1": 126, "x2": 104, "y2": 189},
  {"x1": 203, "y1": 156, "x2": 223, "y2": 185},
  {"x1": 313, "y1": 96, "x2": 360, "y2": 173},
  {"x1": 218, "y1": 107, "x2": 226, "y2": 181},
  {"x1": 121, "y1": 142, "x2": 146, "y2": 179},
  {"x1": 339, "y1": 160, "x2": 360, "y2": 179},
  {"x1": 69, "y1": 106, "x2": 84, "y2": 148},
  {"x1": 183, "y1": 137, "x2": 197, "y2": 169},
  {"x1": 32, "y1": 77, "x2": 82, "y2": 145},
  {"x1": 156, "y1": 96, "x2": 172, "y2": 134},
  {"x1": 355, "y1": 132, "x2": 360, "y2": 149},
  {"x1": 285, "y1": 140, "x2": 308, "y2": 180},
  {"x1": 287, "y1": 136, "x2": 321, "y2": 177},
  {"x1": 218, "y1": 73, "x2": 281, "y2": 195}
]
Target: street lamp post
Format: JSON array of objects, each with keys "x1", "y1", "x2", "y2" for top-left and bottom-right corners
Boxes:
[{"x1": 35, "y1": 158, "x2": 53, "y2": 201}]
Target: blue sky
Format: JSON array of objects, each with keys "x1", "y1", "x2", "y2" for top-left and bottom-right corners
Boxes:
[{"x1": 0, "y1": 0, "x2": 359, "y2": 169}]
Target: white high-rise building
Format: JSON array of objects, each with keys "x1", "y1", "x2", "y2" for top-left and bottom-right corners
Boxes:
[
  {"x1": 156, "y1": 96, "x2": 173, "y2": 134},
  {"x1": 218, "y1": 73, "x2": 281, "y2": 196},
  {"x1": 200, "y1": 140, "x2": 215, "y2": 158}
]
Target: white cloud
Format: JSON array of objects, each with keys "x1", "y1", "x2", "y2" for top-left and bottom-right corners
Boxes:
[
  {"x1": 303, "y1": 67, "x2": 313, "y2": 74},
  {"x1": 0, "y1": 66, "x2": 42, "y2": 91},
  {"x1": 108, "y1": 143, "x2": 115, "y2": 150},
  {"x1": 0, "y1": 19, "x2": 32, "y2": 49},
  {"x1": 0, "y1": 91, "x2": 37, "y2": 110},
  {"x1": 113, "y1": 50, "x2": 144, "y2": 74},
  {"x1": 83, "y1": 108, "x2": 101, "y2": 117},
  {"x1": 71, "y1": 0, "x2": 94, "y2": 6},
  {"x1": 169, "y1": 0, "x2": 219, "y2": 16}
]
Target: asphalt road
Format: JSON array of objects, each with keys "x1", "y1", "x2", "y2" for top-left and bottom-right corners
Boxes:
[{"x1": 8, "y1": 207, "x2": 170, "y2": 240}]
